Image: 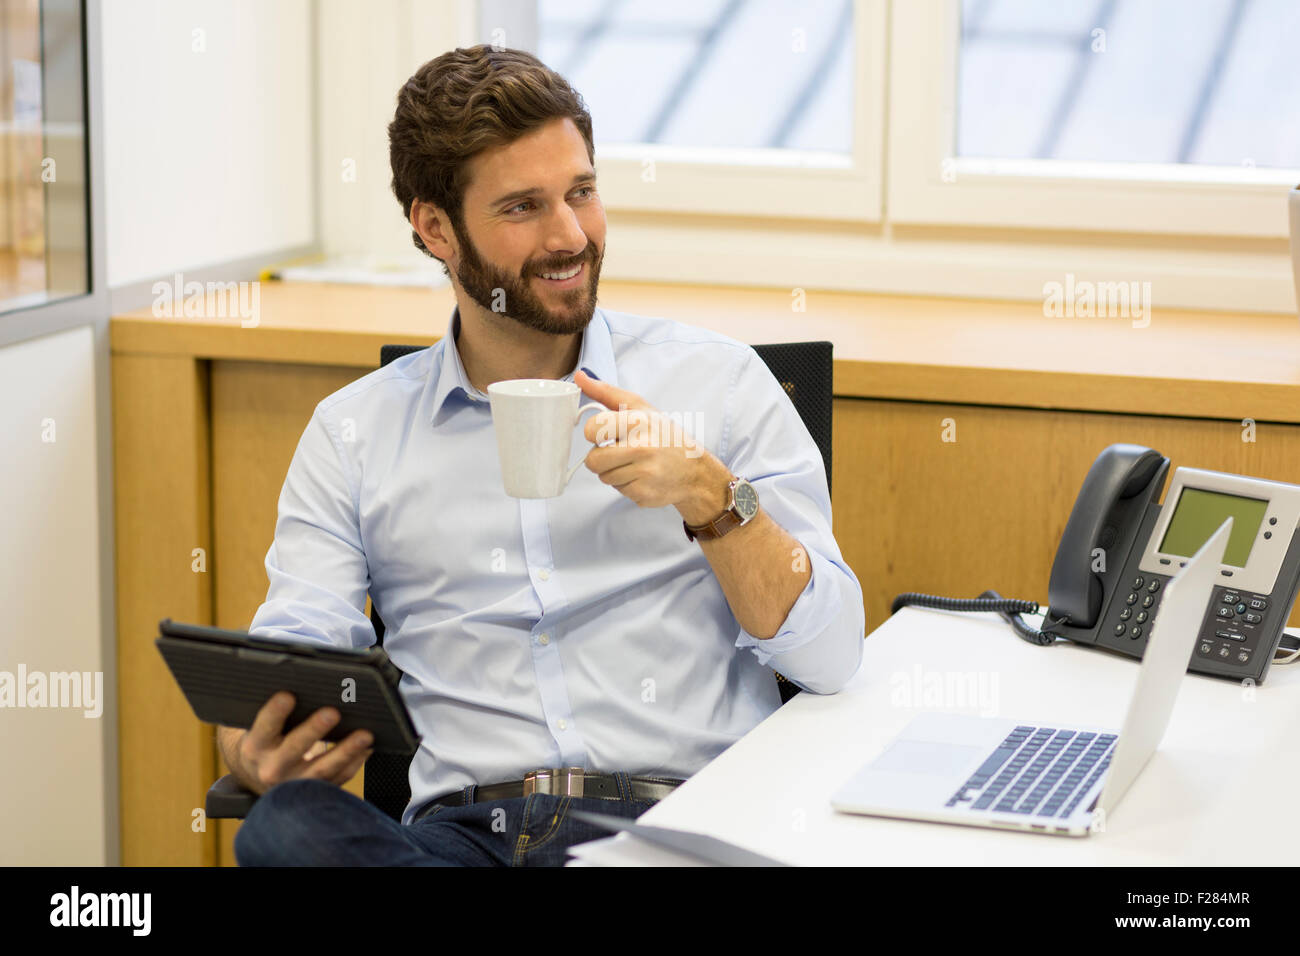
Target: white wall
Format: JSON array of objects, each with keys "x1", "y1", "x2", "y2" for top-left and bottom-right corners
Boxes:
[
  {"x1": 0, "y1": 0, "x2": 327, "y2": 865},
  {"x1": 317, "y1": 0, "x2": 477, "y2": 261},
  {"x1": 101, "y1": 0, "x2": 315, "y2": 286},
  {"x1": 0, "y1": 325, "x2": 106, "y2": 866}
]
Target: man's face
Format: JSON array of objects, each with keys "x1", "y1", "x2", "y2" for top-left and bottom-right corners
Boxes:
[{"x1": 450, "y1": 117, "x2": 605, "y2": 336}]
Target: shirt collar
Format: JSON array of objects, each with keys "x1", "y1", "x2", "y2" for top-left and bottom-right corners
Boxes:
[{"x1": 429, "y1": 305, "x2": 619, "y2": 425}]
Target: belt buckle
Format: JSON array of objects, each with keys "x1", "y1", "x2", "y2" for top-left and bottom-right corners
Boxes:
[{"x1": 522, "y1": 767, "x2": 585, "y2": 798}]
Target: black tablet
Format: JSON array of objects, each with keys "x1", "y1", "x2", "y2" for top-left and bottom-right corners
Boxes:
[{"x1": 155, "y1": 619, "x2": 419, "y2": 755}]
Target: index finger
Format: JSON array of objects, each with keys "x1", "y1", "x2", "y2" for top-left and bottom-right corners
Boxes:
[
  {"x1": 245, "y1": 690, "x2": 296, "y2": 750},
  {"x1": 584, "y1": 408, "x2": 645, "y2": 445},
  {"x1": 584, "y1": 410, "x2": 613, "y2": 444}
]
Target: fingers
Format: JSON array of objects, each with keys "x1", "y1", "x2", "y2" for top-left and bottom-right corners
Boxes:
[
  {"x1": 245, "y1": 691, "x2": 295, "y2": 751},
  {"x1": 300, "y1": 729, "x2": 374, "y2": 785},
  {"x1": 575, "y1": 371, "x2": 649, "y2": 412},
  {"x1": 583, "y1": 407, "x2": 656, "y2": 445},
  {"x1": 594, "y1": 461, "x2": 640, "y2": 487},
  {"x1": 584, "y1": 410, "x2": 616, "y2": 444},
  {"x1": 303, "y1": 739, "x2": 331, "y2": 761},
  {"x1": 241, "y1": 693, "x2": 375, "y2": 792},
  {"x1": 275, "y1": 706, "x2": 341, "y2": 770}
]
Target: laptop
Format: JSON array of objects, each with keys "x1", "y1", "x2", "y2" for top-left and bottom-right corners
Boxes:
[{"x1": 830, "y1": 518, "x2": 1231, "y2": 837}]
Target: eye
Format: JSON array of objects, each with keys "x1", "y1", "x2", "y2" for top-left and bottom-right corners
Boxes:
[{"x1": 507, "y1": 200, "x2": 534, "y2": 215}]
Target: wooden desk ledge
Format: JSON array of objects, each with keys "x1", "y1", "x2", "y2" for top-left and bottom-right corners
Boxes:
[{"x1": 110, "y1": 280, "x2": 1300, "y2": 423}]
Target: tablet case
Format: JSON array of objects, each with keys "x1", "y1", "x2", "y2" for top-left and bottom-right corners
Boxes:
[{"x1": 155, "y1": 618, "x2": 419, "y2": 755}]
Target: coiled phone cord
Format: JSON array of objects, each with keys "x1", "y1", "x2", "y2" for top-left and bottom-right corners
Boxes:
[
  {"x1": 890, "y1": 591, "x2": 1067, "y2": 647},
  {"x1": 891, "y1": 593, "x2": 1300, "y2": 662}
]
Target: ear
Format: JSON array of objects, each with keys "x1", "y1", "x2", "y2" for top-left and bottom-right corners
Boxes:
[{"x1": 411, "y1": 200, "x2": 456, "y2": 261}]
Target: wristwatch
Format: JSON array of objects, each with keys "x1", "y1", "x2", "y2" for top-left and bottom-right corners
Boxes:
[{"x1": 683, "y1": 477, "x2": 759, "y2": 542}]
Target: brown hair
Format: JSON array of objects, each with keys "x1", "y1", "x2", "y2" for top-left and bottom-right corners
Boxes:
[{"x1": 388, "y1": 45, "x2": 595, "y2": 271}]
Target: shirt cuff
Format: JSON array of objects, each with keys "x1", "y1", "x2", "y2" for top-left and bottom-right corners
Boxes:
[{"x1": 733, "y1": 548, "x2": 845, "y2": 666}]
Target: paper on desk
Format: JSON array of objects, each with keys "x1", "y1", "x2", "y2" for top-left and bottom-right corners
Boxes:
[
  {"x1": 263, "y1": 254, "x2": 450, "y2": 288},
  {"x1": 566, "y1": 833, "x2": 712, "y2": 867},
  {"x1": 567, "y1": 809, "x2": 792, "y2": 866}
]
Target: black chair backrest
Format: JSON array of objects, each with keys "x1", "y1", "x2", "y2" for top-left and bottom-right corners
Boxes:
[
  {"x1": 363, "y1": 338, "x2": 834, "y2": 820},
  {"x1": 749, "y1": 341, "x2": 833, "y2": 499}
]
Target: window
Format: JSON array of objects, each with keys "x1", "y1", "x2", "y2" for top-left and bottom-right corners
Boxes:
[
  {"x1": 470, "y1": 0, "x2": 1296, "y2": 310},
  {"x1": 890, "y1": 0, "x2": 1297, "y2": 238},
  {"x1": 539, "y1": 0, "x2": 854, "y2": 153},
  {"x1": 1, "y1": 0, "x2": 90, "y2": 316},
  {"x1": 515, "y1": 0, "x2": 886, "y2": 221},
  {"x1": 957, "y1": 0, "x2": 1300, "y2": 169}
]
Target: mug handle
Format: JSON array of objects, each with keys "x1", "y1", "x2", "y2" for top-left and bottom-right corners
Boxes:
[{"x1": 565, "y1": 401, "x2": 609, "y2": 486}]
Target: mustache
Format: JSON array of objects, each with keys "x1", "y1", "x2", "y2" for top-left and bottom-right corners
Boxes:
[{"x1": 529, "y1": 246, "x2": 597, "y2": 275}]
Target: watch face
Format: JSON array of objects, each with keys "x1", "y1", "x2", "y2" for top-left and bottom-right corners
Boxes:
[{"x1": 733, "y1": 480, "x2": 759, "y2": 519}]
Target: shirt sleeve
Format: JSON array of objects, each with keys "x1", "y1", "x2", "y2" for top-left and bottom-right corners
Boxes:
[
  {"x1": 719, "y1": 347, "x2": 865, "y2": 694},
  {"x1": 246, "y1": 404, "x2": 376, "y2": 650}
]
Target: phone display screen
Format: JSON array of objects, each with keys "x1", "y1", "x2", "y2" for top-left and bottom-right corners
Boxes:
[{"x1": 1158, "y1": 487, "x2": 1267, "y2": 567}]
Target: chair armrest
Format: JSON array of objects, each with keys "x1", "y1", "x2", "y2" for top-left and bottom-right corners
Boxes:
[{"x1": 206, "y1": 773, "x2": 259, "y2": 819}]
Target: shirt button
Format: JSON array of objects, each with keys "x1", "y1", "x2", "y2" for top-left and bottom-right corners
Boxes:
[
  {"x1": 538, "y1": 633, "x2": 550, "y2": 645},
  {"x1": 537, "y1": 568, "x2": 550, "y2": 581},
  {"x1": 557, "y1": 719, "x2": 567, "y2": 731}
]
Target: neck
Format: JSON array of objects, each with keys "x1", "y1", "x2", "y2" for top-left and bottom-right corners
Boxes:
[{"x1": 454, "y1": 299, "x2": 584, "y2": 392}]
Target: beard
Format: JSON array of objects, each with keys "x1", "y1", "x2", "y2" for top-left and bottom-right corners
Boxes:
[{"x1": 452, "y1": 225, "x2": 603, "y2": 336}]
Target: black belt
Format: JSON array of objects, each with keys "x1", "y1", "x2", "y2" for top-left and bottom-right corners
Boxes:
[{"x1": 418, "y1": 768, "x2": 684, "y2": 817}]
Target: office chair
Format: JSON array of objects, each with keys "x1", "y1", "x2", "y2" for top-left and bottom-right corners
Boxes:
[{"x1": 205, "y1": 338, "x2": 834, "y2": 822}]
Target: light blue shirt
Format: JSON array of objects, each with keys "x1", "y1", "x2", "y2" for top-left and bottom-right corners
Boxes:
[{"x1": 249, "y1": 305, "x2": 864, "y2": 823}]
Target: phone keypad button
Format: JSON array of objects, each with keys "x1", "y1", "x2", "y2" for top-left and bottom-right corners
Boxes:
[
  {"x1": 1235, "y1": 602, "x2": 1247, "y2": 614},
  {"x1": 1146, "y1": 580, "x2": 1160, "y2": 593},
  {"x1": 1126, "y1": 592, "x2": 1139, "y2": 605},
  {"x1": 1142, "y1": 595, "x2": 1155, "y2": 608},
  {"x1": 1216, "y1": 606, "x2": 1234, "y2": 619},
  {"x1": 1243, "y1": 612, "x2": 1262, "y2": 624},
  {"x1": 1218, "y1": 646, "x2": 1231, "y2": 658},
  {"x1": 1114, "y1": 624, "x2": 1126, "y2": 636},
  {"x1": 1129, "y1": 626, "x2": 1143, "y2": 639},
  {"x1": 1237, "y1": 651, "x2": 1251, "y2": 663},
  {"x1": 1199, "y1": 642, "x2": 1214, "y2": 655},
  {"x1": 1249, "y1": 598, "x2": 1267, "y2": 610},
  {"x1": 1222, "y1": 593, "x2": 1239, "y2": 604},
  {"x1": 1119, "y1": 607, "x2": 1132, "y2": 621},
  {"x1": 1135, "y1": 610, "x2": 1148, "y2": 623},
  {"x1": 1132, "y1": 576, "x2": 1144, "y2": 589}
]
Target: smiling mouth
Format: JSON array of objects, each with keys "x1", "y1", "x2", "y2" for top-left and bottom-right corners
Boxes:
[
  {"x1": 535, "y1": 264, "x2": 582, "y2": 278},
  {"x1": 535, "y1": 261, "x2": 586, "y2": 288}
]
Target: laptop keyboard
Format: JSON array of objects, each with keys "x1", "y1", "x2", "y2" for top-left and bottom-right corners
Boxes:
[{"x1": 943, "y1": 726, "x2": 1117, "y2": 819}]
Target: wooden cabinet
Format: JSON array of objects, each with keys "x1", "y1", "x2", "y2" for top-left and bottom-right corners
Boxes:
[{"x1": 111, "y1": 280, "x2": 1300, "y2": 864}]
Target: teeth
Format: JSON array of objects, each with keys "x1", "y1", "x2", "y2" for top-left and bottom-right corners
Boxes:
[{"x1": 540, "y1": 264, "x2": 581, "y2": 280}]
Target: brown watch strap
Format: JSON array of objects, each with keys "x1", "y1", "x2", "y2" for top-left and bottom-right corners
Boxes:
[{"x1": 683, "y1": 508, "x2": 744, "y2": 542}]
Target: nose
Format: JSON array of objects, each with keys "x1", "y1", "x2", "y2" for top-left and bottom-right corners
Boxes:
[{"x1": 542, "y1": 201, "x2": 588, "y2": 260}]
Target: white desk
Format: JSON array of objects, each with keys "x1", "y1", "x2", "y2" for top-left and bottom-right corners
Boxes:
[{"x1": 568, "y1": 608, "x2": 1300, "y2": 865}]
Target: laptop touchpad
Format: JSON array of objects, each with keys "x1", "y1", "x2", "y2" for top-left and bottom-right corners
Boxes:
[{"x1": 872, "y1": 739, "x2": 982, "y2": 775}]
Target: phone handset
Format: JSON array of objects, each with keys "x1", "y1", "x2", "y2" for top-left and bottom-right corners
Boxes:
[
  {"x1": 892, "y1": 444, "x2": 1300, "y2": 680},
  {"x1": 1045, "y1": 444, "x2": 1169, "y2": 636},
  {"x1": 891, "y1": 444, "x2": 1169, "y2": 647}
]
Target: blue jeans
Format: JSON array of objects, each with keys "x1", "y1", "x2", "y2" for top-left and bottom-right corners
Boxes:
[{"x1": 233, "y1": 775, "x2": 659, "y2": 866}]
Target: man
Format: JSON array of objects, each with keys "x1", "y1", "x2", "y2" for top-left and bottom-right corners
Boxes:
[{"x1": 224, "y1": 45, "x2": 863, "y2": 866}]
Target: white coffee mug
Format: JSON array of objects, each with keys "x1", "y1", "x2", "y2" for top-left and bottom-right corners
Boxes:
[{"x1": 487, "y1": 379, "x2": 606, "y2": 498}]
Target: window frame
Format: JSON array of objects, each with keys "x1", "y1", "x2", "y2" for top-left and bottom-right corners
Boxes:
[
  {"x1": 887, "y1": 0, "x2": 1298, "y2": 239},
  {"x1": 529, "y1": 0, "x2": 887, "y2": 223},
  {"x1": 423, "y1": 0, "x2": 1300, "y2": 313}
]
